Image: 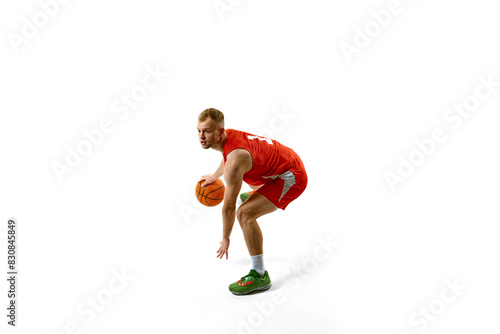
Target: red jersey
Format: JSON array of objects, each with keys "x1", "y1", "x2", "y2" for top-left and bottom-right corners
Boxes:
[{"x1": 222, "y1": 129, "x2": 303, "y2": 186}]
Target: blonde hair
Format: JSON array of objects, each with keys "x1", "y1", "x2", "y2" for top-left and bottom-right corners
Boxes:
[{"x1": 198, "y1": 108, "x2": 224, "y2": 128}]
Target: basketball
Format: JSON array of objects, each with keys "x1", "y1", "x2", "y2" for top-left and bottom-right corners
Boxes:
[{"x1": 196, "y1": 179, "x2": 225, "y2": 207}]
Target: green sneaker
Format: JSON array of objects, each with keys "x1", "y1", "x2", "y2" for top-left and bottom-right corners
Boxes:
[
  {"x1": 239, "y1": 191, "x2": 255, "y2": 202},
  {"x1": 228, "y1": 269, "x2": 271, "y2": 295}
]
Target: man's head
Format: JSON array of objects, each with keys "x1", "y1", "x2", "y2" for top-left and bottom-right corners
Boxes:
[{"x1": 197, "y1": 108, "x2": 225, "y2": 150}]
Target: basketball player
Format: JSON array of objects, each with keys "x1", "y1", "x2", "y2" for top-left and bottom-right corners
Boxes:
[{"x1": 197, "y1": 108, "x2": 307, "y2": 295}]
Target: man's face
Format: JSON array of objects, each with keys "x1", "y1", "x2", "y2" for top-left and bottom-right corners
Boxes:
[{"x1": 197, "y1": 119, "x2": 222, "y2": 149}]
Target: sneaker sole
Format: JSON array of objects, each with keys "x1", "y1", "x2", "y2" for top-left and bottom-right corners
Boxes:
[{"x1": 230, "y1": 283, "x2": 272, "y2": 296}]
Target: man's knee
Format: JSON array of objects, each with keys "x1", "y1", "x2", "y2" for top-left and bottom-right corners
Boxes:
[{"x1": 236, "y1": 205, "x2": 253, "y2": 225}]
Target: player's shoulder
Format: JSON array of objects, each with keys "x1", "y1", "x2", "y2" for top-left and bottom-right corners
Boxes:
[
  {"x1": 225, "y1": 129, "x2": 252, "y2": 143},
  {"x1": 225, "y1": 148, "x2": 252, "y2": 173},
  {"x1": 226, "y1": 147, "x2": 252, "y2": 161}
]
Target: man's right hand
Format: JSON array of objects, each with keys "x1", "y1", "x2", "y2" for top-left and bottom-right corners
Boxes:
[{"x1": 199, "y1": 174, "x2": 217, "y2": 187}]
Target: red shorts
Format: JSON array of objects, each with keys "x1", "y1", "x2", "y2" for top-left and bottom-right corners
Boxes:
[{"x1": 255, "y1": 161, "x2": 308, "y2": 210}]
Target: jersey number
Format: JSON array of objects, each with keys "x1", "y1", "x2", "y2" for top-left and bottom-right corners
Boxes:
[{"x1": 248, "y1": 135, "x2": 273, "y2": 145}]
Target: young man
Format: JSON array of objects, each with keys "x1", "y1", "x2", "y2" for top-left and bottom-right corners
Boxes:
[{"x1": 197, "y1": 108, "x2": 307, "y2": 295}]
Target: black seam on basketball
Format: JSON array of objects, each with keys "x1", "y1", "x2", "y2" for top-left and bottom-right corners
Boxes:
[
  {"x1": 201, "y1": 186, "x2": 208, "y2": 196},
  {"x1": 200, "y1": 186, "x2": 209, "y2": 205},
  {"x1": 196, "y1": 182, "x2": 205, "y2": 196},
  {"x1": 204, "y1": 194, "x2": 211, "y2": 205},
  {"x1": 206, "y1": 185, "x2": 225, "y2": 196},
  {"x1": 196, "y1": 185, "x2": 205, "y2": 203},
  {"x1": 206, "y1": 197, "x2": 224, "y2": 200},
  {"x1": 199, "y1": 186, "x2": 206, "y2": 204}
]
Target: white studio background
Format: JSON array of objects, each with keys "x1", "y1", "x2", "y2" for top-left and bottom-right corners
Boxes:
[{"x1": 1, "y1": 0, "x2": 499, "y2": 333}]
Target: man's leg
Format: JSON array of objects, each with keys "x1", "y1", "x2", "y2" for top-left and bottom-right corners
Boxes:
[
  {"x1": 229, "y1": 188, "x2": 282, "y2": 295},
  {"x1": 227, "y1": 192, "x2": 275, "y2": 295},
  {"x1": 236, "y1": 192, "x2": 276, "y2": 256},
  {"x1": 228, "y1": 168, "x2": 306, "y2": 295}
]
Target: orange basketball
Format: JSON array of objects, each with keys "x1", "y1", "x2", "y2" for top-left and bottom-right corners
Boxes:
[{"x1": 196, "y1": 179, "x2": 225, "y2": 207}]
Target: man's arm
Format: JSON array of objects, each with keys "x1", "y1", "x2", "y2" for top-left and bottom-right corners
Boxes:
[
  {"x1": 214, "y1": 158, "x2": 225, "y2": 178},
  {"x1": 200, "y1": 158, "x2": 224, "y2": 187},
  {"x1": 216, "y1": 149, "x2": 252, "y2": 259}
]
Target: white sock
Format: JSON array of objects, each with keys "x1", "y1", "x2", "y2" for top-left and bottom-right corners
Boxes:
[{"x1": 250, "y1": 254, "x2": 265, "y2": 277}]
